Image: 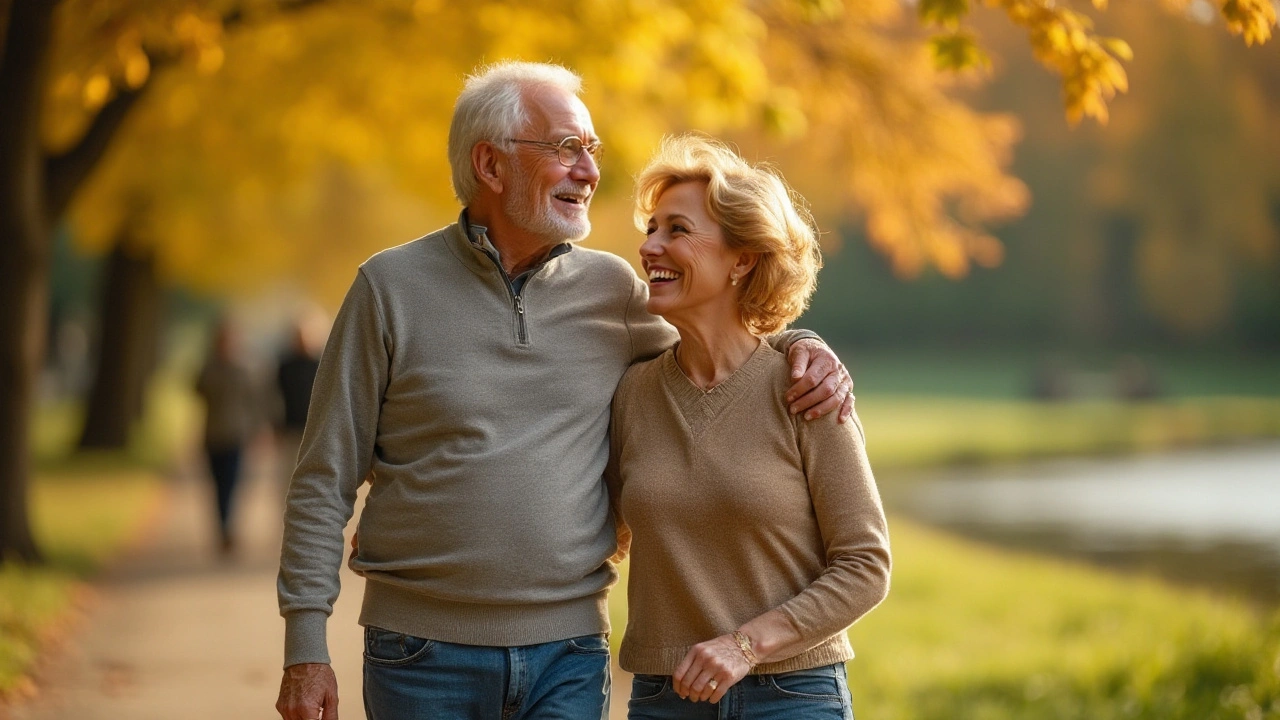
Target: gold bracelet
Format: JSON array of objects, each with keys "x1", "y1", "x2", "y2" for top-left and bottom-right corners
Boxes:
[{"x1": 732, "y1": 630, "x2": 759, "y2": 666}]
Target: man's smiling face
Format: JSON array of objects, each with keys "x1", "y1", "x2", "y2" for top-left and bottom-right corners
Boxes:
[{"x1": 502, "y1": 85, "x2": 601, "y2": 246}]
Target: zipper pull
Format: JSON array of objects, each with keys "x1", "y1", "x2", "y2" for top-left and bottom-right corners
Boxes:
[{"x1": 514, "y1": 295, "x2": 525, "y2": 315}]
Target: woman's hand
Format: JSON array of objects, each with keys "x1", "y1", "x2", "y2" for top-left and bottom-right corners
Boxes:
[{"x1": 672, "y1": 634, "x2": 752, "y2": 704}]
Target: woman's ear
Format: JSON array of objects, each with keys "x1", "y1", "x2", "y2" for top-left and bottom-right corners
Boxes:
[
  {"x1": 733, "y1": 252, "x2": 759, "y2": 281},
  {"x1": 472, "y1": 142, "x2": 505, "y2": 194}
]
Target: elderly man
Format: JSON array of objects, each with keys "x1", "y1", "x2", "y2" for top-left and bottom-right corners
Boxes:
[{"x1": 276, "y1": 61, "x2": 851, "y2": 720}]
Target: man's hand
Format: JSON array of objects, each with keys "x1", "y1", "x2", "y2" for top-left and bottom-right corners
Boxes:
[
  {"x1": 277, "y1": 663, "x2": 338, "y2": 720},
  {"x1": 786, "y1": 338, "x2": 854, "y2": 423}
]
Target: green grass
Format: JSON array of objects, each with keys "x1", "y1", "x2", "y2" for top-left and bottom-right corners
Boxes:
[
  {"x1": 845, "y1": 518, "x2": 1280, "y2": 719},
  {"x1": 0, "y1": 468, "x2": 163, "y2": 696},
  {"x1": 608, "y1": 518, "x2": 1280, "y2": 719},
  {"x1": 855, "y1": 396, "x2": 1280, "y2": 471}
]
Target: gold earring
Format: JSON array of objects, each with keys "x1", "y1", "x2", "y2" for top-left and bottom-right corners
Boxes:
[{"x1": 730, "y1": 275, "x2": 739, "y2": 286}]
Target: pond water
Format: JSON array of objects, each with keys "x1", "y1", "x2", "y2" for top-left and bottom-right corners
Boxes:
[{"x1": 897, "y1": 443, "x2": 1280, "y2": 606}]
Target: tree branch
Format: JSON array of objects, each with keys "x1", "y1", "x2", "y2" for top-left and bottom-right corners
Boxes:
[
  {"x1": 40, "y1": 0, "x2": 332, "y2": 222},
  {"x1": 43, "y1": 85, "x2": 146, "y2": 221}
]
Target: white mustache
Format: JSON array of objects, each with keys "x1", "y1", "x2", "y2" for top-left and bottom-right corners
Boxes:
[{"x1": 552, "y1": 183, "x2": 593, "y2": 201}]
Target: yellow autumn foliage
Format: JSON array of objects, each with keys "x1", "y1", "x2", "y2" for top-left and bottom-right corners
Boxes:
[{"x1": 42, "y1": 0, "x2": 1275, "y2": 303}]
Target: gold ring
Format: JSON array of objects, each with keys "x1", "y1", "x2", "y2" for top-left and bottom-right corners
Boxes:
[{"x1": 708, "y1": 679, "x2": 719, "y2": 690}]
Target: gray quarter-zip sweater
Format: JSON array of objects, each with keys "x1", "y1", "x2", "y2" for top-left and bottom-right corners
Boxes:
[{"x1": 277, "y1": 213, "x2": 813, "y2": 667}]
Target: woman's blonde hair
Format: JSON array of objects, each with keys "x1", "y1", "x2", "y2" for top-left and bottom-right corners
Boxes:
[{"x1": 634, "y1": 134, "x2": 823, "y2": 335}]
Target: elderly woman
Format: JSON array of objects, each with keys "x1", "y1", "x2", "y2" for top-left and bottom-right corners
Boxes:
[{"x1": 607, "y1": 135, "x2": 891, "y2": 718}]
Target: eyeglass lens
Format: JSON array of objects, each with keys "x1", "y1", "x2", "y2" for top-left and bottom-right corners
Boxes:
[{"x1": 558, "y1": 137, "x2": 601, "y2": 166}]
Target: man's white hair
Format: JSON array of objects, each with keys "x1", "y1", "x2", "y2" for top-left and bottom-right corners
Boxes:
[{"x1": 448, "y1": 61, "x2": 584, "y2": 205}]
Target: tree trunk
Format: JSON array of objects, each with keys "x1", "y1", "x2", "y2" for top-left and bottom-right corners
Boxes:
[
  {"x1": 0, "y1": 0, "x2": 327, "y2": 561},
  {"x1": 78, "y1": 240, "x2": 162, "y2": 450},
  {"x1": 0, "y1": 0, "x2": 55, "y2": 562}
]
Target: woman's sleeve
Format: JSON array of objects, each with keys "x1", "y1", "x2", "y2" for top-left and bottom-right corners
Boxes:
[{"x1": 774, "y1": 409, "x2": 891, "y2": 645}]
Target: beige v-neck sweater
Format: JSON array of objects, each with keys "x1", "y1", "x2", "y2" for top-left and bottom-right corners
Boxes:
[{"x1": 607, "y1": 340, "x2": 891, "y2": 675}]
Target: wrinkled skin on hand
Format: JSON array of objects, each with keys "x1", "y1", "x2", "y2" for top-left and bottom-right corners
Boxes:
[
  {"x1": 672, "y1": 634, "x2": 753, "y2": 704},
  {"x1": 277, "y1": 663, "x2": 338, "y2": 720},
  {"x1": 786, "y1": 338, "x2": 854, "y2": 423}
]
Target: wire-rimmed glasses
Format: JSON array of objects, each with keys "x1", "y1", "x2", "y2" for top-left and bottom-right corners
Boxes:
[{"x1": 506, "y1": 136, "x2": 603, "y2": 167}]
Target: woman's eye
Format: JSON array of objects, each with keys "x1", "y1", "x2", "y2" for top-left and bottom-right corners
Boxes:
[
  {"x1": 645, "y1": 226, "x2": 657, "y2": 235},
  {"x1": 672, "y1": 225, "x2": 687, "y2": 234}
]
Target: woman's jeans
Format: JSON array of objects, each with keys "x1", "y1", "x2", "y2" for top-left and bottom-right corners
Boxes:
[
  {"x1": 628, "y1": 663, "x2": 854, "y2": 719},
  {"x1": 362, "y1": 626, "x2": 611, "y2": 719}
]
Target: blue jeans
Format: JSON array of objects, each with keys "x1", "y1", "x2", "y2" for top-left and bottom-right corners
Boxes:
[
  {"x1": 362, "y1": 626, "x2": 610, "y2": 719},
  {"x1": 627, "y1": 663, "x2": 853, "y2": 720}
]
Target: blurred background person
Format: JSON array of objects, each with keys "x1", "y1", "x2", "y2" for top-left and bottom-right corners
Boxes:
[
  {"x1": 273, "y1": 312, "x2": 326, "y2": 493},
  {"x1": 195, "y1": 316, "x2": 260, "y2": 555}
]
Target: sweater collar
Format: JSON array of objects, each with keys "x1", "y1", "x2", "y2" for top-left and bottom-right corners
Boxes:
[
  {"x1": 456, "y1": 209, "x2": 573, "y2": 277},
  {"x1": 661, "y1": 337, "x2": 772, "y2": 435}
]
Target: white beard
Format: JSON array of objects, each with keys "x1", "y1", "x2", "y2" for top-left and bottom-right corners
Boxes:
[{"x1": 504, "y1": 160, "x2": 592, "y2": 245}]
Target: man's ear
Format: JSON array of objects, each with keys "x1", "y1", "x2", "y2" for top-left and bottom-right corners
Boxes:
[{"x1": 472, "y1": 142, "x2": 505, "y2": 194}]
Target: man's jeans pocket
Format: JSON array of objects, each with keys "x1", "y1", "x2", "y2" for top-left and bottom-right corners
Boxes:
[
  {"x1": 567, "y1": 633, "x2": 610, "y2": 655},
  {"x1": 364, "y1": 626, "x2": 435, "y2": 666}
]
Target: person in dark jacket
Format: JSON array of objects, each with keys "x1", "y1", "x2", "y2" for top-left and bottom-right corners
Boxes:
[{"x1": 274, "y1": 317, "x2": 323, "y2": 492}]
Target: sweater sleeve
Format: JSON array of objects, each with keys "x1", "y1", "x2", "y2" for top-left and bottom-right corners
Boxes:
[
  {"x1": 764, "y1": 328, "x2": 821, "y2": 354},
  {"x1": 774, "y1": 409, "x2": 891, "y2": 647},
  {"x1": 605, "y1": 366, "x2": 641, "y2": 564},
  {"x1": 277, "y1": 269, "x2": 389, "y2": 667},
  {"x1": 604, "y1": 413, "x2": 631, "y2": 565}
]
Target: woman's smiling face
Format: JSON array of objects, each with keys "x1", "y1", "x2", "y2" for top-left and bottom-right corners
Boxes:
[{"x1": 639, "y1": 181, "x2": 746, "y2": 325}]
